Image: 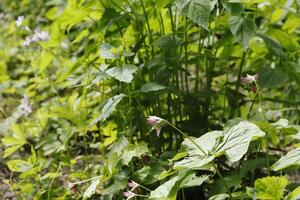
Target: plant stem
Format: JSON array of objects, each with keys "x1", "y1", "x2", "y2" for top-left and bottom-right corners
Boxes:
[{"x1": 166, "y1": 121, "x2": 206, "y2": 155}]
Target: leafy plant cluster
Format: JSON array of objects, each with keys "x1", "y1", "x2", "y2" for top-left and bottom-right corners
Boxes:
[{"x1": 0, "y1": 0, "x2": 300, "y2": 199}]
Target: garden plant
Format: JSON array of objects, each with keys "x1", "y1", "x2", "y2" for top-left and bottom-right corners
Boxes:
[{"x1": 0, "y1": 0, "x2": 300, "y2": 199}]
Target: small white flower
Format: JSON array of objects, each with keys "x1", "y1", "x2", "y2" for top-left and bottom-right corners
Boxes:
[
  {"x1": 32, "y1": 30, "x2": 50, "y2": 42},
  {"x1": 16, "y1": 16, "x2": 24, "y2": 27},
  {"x1": 20, "y1": 95, "x2": 32, "y2": 116},
  {"x1": 23, "y1": 37, "x2": 32, "y2": 47}
]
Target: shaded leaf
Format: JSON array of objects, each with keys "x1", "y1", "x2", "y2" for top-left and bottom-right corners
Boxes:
[
  {"x1": 140, "y1": 82, "x2": 167, "y2": 93},
  {"x1": 101, "y1": 94, "x2": 126, "y2": 121}
]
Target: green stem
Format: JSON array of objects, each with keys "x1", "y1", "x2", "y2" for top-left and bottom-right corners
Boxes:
[
  {"x1": 166, "y1": 121, "x2": 207, "y2": 155},
  {"x1": 212, "y1": 162, "x2": 231, "y2": 197}
]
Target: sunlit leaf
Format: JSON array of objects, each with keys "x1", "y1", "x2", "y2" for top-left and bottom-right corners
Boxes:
[{"x1": 272, "y1": 148, "x2": 300, "y2": 171}]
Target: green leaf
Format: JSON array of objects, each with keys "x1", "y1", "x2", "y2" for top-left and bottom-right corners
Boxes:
[
  {"x1": 149, "y1": 170, "x2": 193, "y2": 200},
  {"x1": 101, "y1": 93, "x2": 126, "y2": 121},
  {"x1": 229, "y1": 16, "x2": 256, "y2": 49},
  {"x1": 121, "y1": 142, "x2": 149, "y2": 165},
  {"x1": 135, "y1": 162, "x2": 165, "y2": 184},
  {"x1": 215, "y1": 121, "x2": 265, "y2": 162},
  {"x1": 258, "y1": 33, "x2": 286, "y2": 58},
  {"x1": 286, "y1": 186, "x2": 300, "y2": 200},
  {"x1": 254, "y1": 176, "x2": 288, "y2": 200},
  {"x1": 100, "y1": 43, "x2": 118, "y2": 59},
  {"x1": 72, "y1": 29, "x2": 89, "y2": 44},
  {"x1": 7, "y1": 159, "x2": 33, "y2": 172},
  {"x1": 257, "y1": 67, "x2": 288, "y2": 88},
  {"x1": 272, "y1": 148, "x2": 300, "y2": 171},
  {"x1": 106, "y1": 64, "x2": 138, "y2": 83},
  {"x1": 176, "y1": 0, "x2": 210, "y2": 30},
  {"x1": 180, "y1": 174, "x2": 209, "y2": 188},
  {"x1": 83, "y1": 178, "x2": 100, "y2": 199},
  {"x1": 140, "y1": 82, "x2": 167, "y2": 92}
]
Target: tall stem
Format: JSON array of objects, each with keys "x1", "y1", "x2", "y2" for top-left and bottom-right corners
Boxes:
[{"x1": 166, "y1": 121, "x2": 206, "y2": 155}]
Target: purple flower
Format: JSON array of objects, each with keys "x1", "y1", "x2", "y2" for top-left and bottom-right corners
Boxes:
[
  {"x1": 123, "y1": 191, "x2": 136, "y2": 200},
  {"x1": 241, "y1": 74, "x2": 259, "y2": 84},
  {"x1": 16, "y1": 16, "x2": 24, "y2": 27},
  {"x1": 128, "y1": 180, "x2": 139, "y2": 191},
  {"x1": 147, "y1": 116, "x2": 166, "y2": 137}
]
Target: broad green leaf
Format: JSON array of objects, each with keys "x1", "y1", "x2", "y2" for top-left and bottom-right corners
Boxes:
[
  {"x1": 215, "y1": 121, "x2": 265, "y2": 162},
  {"x1": 286, "y1": 186, "x2": 300, "y2": 200},
  {"x1": 7, "y1": 159, "x2": 32, "y2": 172},
  {"x1": 176, "y1": 0, "x2": 210, "y2": 30},
  {"x1": 181, "y1": 131, "x2": 222, "y2": 156},
  {"x1": 272, "y1": 148, "x2": 300, "y2": 171},
  {"x1": 258, "y1": 33, "x2": 286, "y2": 58},
  {"x1": 140, "y1": 82, "x2": 167, "y2": 92},
  {"x1": 135, "y1": 162, "x2": 165, "y2": 184},
  {"x1": 83, "y1": 178, "x2": 100, "y2": 199},
  {"x1": 101, "y1": 94, "x2": 126, "y2": 121},
  {"x1": 121, "y1": 142, "x2": 149, "y2": 165},
  {"x1": 254, "y1": 176, "x2": 288, "y2": 200},
  {"x1": 174, "y1": 155, "x2": 214, "y2": 170},
  {"x1": 100, "y1": 43, "x2": 118, "y2": 59},
  {"x1": 106, "y1": 64, "x2": 137, "y2": 83},
  {"x1": 257, "y1": 67, "x2": 288, "y2": 88},
  {"x1": 180, "y1": 174, "x2": 209, "y2": 188},
  {"x1": 229, "y1": 16, "x2": 256, "y2": 49},
  {"x1": 149, "y1": 170, "x2": 193, "y2": 200}
]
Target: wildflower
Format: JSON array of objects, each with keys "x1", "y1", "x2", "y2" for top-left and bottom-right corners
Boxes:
[
  {"x1": 147, "y1": 116, "x2": 166, "y2": 137},
  {"x1": 23, "y1": 36, "x2": 32, "y2": 47},
  {"x1": 20, "y1": 95, "x2": 32, "y2": 116},
  {"x1": 32, "y1": 30, "x2": 50, "y2": 42},
  {"x1": 16, "y1": 15, "x2": 24, "y2": 27},
  {"x1": 128, "y1": 180, "x2": 139, "y2": 191},
  {"x1": 123, "y1": 191, "x2": 136, "y2": 200},
  {"x1": 241, "y1": 74, "x2": 259, "y2": 84}
]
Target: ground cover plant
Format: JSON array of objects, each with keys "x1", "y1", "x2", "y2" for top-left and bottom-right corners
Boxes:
[{"x1": 0, "y1": 0, "x2": 300, "y2": 199}]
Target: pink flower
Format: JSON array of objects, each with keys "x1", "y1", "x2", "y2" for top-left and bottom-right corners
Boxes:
[
  {"x1": 147, "y1": 116, "x2": 166, "y2": 137},
  {"x1": 123, "y1": 191, "x2": 136, "y2": 200},
  {"x1": 241, "y1": 74, "x2": 259, "y2": 84},
  {"x1": 128, "y1": 180, "x2": 139, "y2": 191}
]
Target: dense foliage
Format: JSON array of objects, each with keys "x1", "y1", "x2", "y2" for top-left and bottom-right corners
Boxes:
[{"x1": 0, "y1": 0, "x2": 300, "y2": 199}]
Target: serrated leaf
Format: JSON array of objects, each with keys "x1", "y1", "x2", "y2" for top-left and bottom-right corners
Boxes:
[
  {"x1": 176, "y1": 0, "x2": 210, "y2": 30},
  {"x1": 101, "y1": 94, "x2": 126, "y2": 121},
  {"x1": 272, "y1": 148, "x2": 300, "y2": 171},
  {"x1": 106, "y1": 64, "x2": 137, "y2": 83},
  {"x1": 140, "y1": 82, "x2": 167, "y2": 92},
  {"x1": 215, "y1": 121, "x2": 265, "y2": 162}
]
